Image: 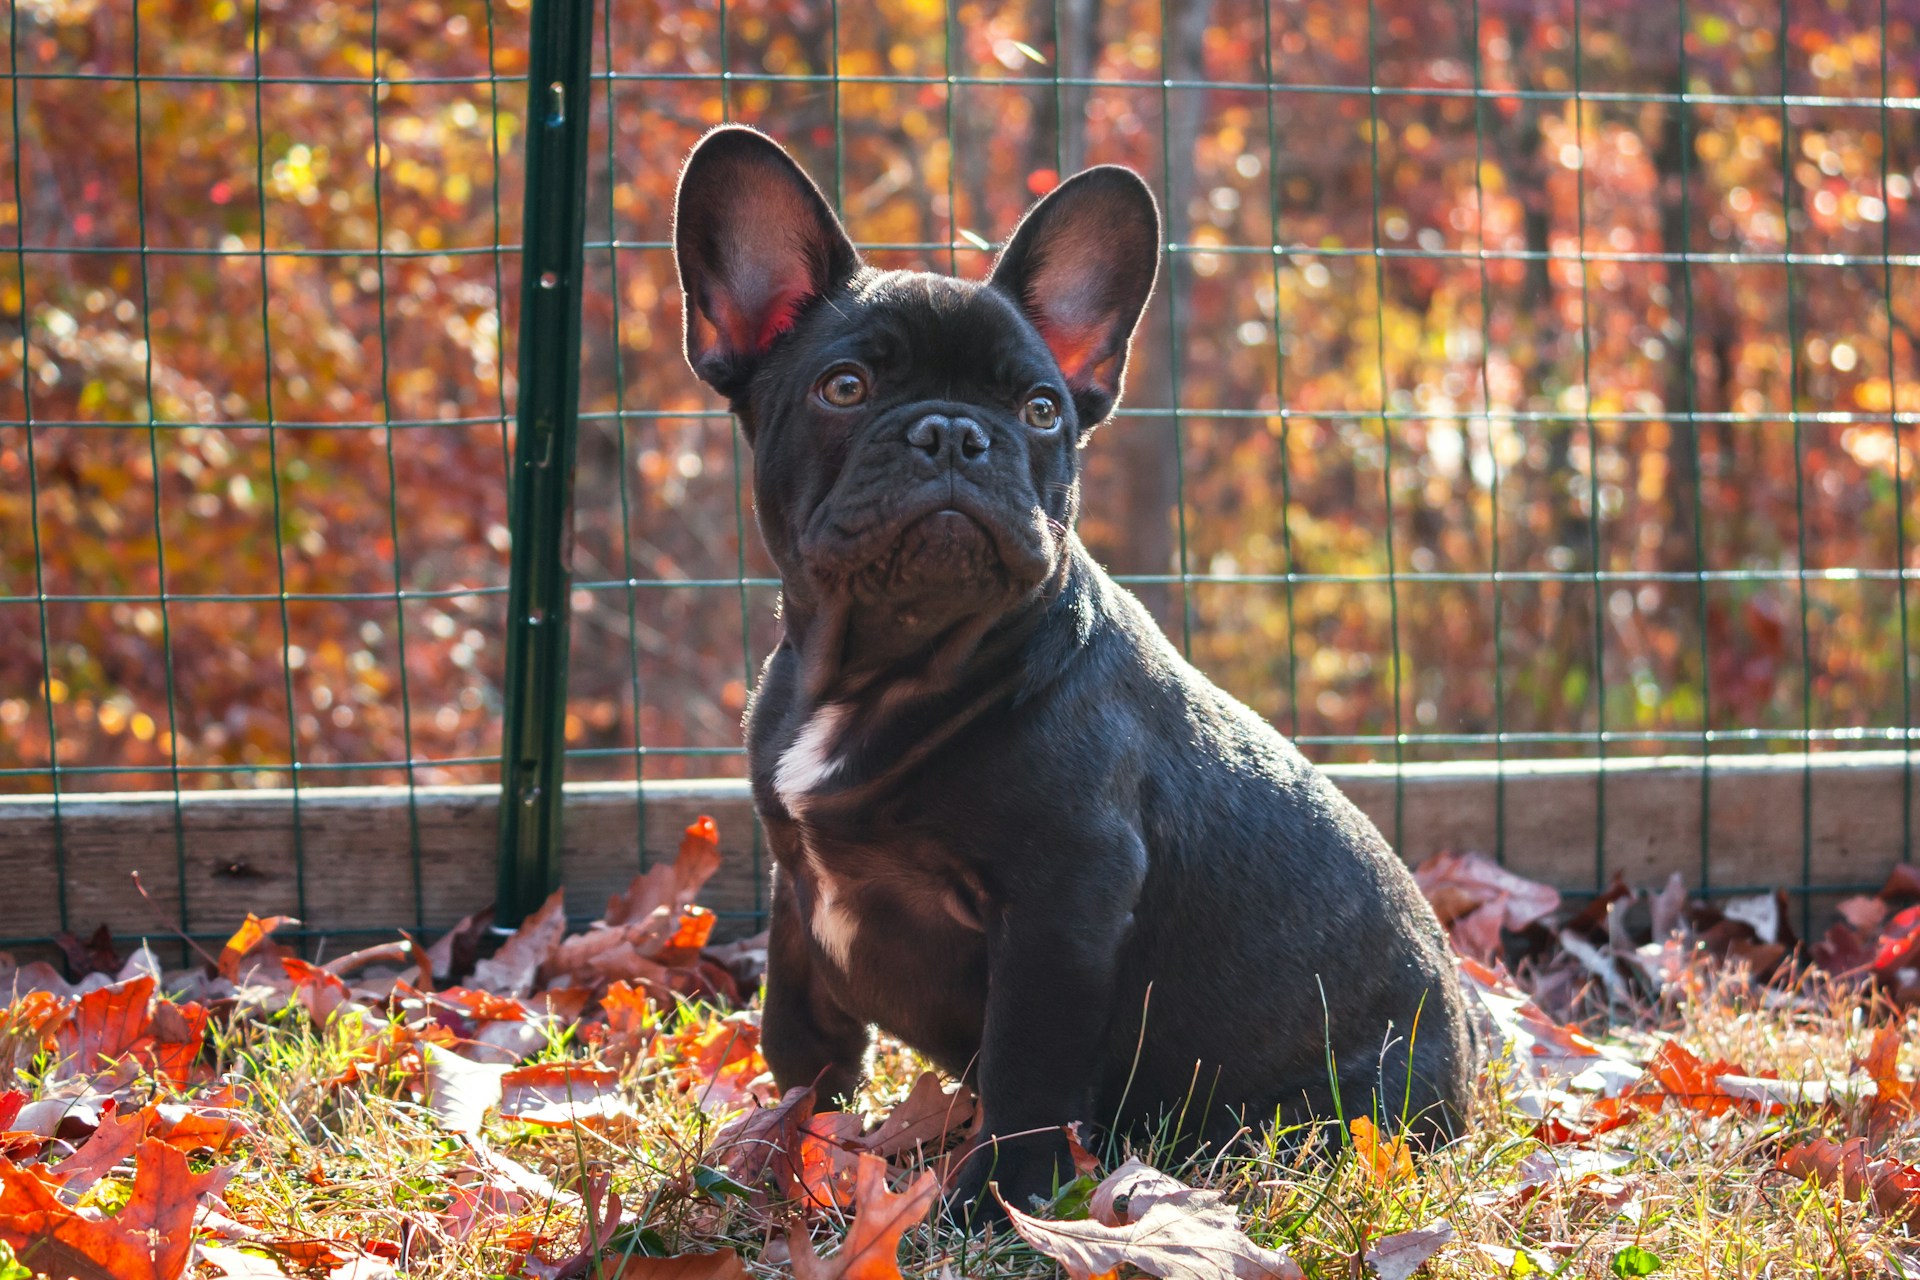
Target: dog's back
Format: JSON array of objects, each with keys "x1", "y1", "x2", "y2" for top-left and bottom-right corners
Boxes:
[{"x1": 1002, "y1": 551, "x2": 1475, "y2": 1145}]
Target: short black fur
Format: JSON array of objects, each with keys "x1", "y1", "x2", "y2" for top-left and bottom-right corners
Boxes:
[{"x1": 673, "y1": 125, "x2": 1474, "y2": 1222}]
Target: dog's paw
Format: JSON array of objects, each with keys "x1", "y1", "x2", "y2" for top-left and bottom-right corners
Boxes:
[{"x1": 939, "y1": 1129, "x2": 1072, "y2": 1231}]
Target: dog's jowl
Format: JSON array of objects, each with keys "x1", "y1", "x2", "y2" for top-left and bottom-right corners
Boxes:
[{"x1": 673, "y1": 126, "x2": 1474, "y2": 1218}]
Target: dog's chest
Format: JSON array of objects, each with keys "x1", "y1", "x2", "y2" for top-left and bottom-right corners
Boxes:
[{"x1": 769, "y1": 705, "x2": 989, "y2": 976}]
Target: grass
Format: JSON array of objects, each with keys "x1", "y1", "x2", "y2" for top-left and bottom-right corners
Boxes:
[{"x1": 10, "y1": 952, "x2": 1916, "y2": 1279}]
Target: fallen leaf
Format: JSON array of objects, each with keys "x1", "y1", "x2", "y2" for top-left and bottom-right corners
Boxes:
[
  {"x1": 281, "y1": 958, "x2": 356, "y2": 1025},
  {"x1": 651, "y1": 1010, "x2": 773, "y2": 1110},
  {"x1": 149, "y1": 1094, "x2": 255, "y2": 1154},
  {"x1": 1004, "y1": 1157, "x2": 1302, "y2": 1280},
  {"x1": 856, "y1": 1072, "x2": 976, "y2": 1159},
  {"x1": 499, "y1": 1062, "x2": 634, "y2": 1128},
  {"x1": 470, "y1": 890, "x2": 568, "y2": 998},
  {"x1": 425, "y1": 906, "x2": 495, "y2": 986},
  {"x1": 197, "y1": 1242, "x2": 294, "y2": 1277},
  {"x1": 1779, "y1": 1137, "x2": 1920, "y2": 1216},
  {"x1": 41, "y1": 1108, "x2": 146, "y2": 1201},
  {"x1": 612, "y1": 1249, "x2": 752, "y2": 1280},
  {"x1": 1840, "y1": 896, "x2": 1889, "y2": 934},
  {"x1": 1456, "y1": 957, "x2": 1628, "y2": 1083},
  {"x1": 1365, "y1": 1218, "x2": 1453, "y2": 1280},
  {"x1": 603, "y1": 818, "x2": 724, "y2": 929},
  {"x1": 708, "y1": 1085, "x2": 818, "y2": 1188},
  {"x1": 421, "y1": 1042, "x2": 510, "y2": 1133},
  {"x1": 1875, "y1": 906, "x2": 1920, "y2": 977},
  {"x1": 789, "y1": 1154, "x2": 937, "y2": 1280},
  {"x1": 1064, "y1": 1122, "x2": 1101, "y2": 1178},
  {"x1": 0, "y1": 1137, "x2": 228, "y2": 1280},
  {"x1": 1416, "y1": 851, "x2": 1561, "y2": 941},
  {"x1": 53, "y1": 928, "x2": 123, "y2": 982},
  {"x1": 1640, "y1": 1041, "x2": 1742, "y2": 1116},
  {"x1": 1864, "y1": 1025, "x2": 1914, "y2": 1138},
  {"x1": 1350, "y1": 1117, "x2": 1413, "y2": 1184},
  {"x1": 216, "y1": 915, "x2": 298, "y2": 982}
]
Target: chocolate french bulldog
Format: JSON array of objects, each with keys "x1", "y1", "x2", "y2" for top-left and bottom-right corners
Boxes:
[{"x1": 673, "y1": 126, "x2": 1473, "y2": 1218}]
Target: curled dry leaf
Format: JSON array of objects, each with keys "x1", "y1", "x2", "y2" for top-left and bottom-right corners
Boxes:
[
  {"x1": 855, "y1": 1072, "x2": 976, "y2": 1159},
  {"x1": 216, "y1": 914, "x2": 298, "y2": 983},
  {"x1": 789, "y1": 1153, "x2": 938, "y2": 1280},
  {"x1": 1004, "y1": 1157, "x2": 1303, "y2": 1280},
  {"x1": 604, "y1": 817, "x2": 725, "y2": 930},
  {"x1": 706, "y1": 1085, "x2": 819, "y2": 1191},
  {"x1": 1778, "y1": 1137, "x2": 1920, "y2": 1217},
  {"x1": 470, "y1": 889, "x2": 569, "y2": 998},
  {"x1": 1415, "y1": 851, "x2": 1561, "y2": 961},
  {"x1": 1364, "y1": 1218, "x2": 1454, "y2": 1280},
  {"x1": 280, "y1": 958, "x2": 356, "y2": 1025}
]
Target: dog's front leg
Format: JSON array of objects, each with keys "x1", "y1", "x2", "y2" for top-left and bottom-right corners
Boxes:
[
  {"x1": 760, "y1": 867, "x2": 870, "y2": 1106},
  {"x1": 947, "y1": 834, "x2": 1144, "y2": 1223}
]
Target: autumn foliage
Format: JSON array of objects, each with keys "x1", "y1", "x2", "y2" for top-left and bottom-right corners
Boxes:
[{"x1": 2, "y1": 0, "x2": 1915, "y2": 811}]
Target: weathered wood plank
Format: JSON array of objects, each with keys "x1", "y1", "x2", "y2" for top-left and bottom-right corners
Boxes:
[{"x1": 1, "y1": 752, "x2": 1913, "y2": 945}]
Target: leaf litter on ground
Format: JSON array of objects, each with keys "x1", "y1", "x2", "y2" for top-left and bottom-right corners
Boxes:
[{"x1": 6, "y1": 829, "x2": 1920, "y2": 1276}]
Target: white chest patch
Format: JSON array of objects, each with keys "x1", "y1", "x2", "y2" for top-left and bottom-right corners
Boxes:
[
  {"x1": 806, "y1": 851, "x2": 859, "y2": 970},
  {"x1": 774, "y1": 703, "x2": 849, "y2": 810}
]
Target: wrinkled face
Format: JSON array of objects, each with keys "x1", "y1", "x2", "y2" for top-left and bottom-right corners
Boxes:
[
  {"x1": 743, "y1": 273, "x2": 1075, "y2": 626},
  {"x1": 673, "y1": 126, "x2": 1159, "y2": 647}
]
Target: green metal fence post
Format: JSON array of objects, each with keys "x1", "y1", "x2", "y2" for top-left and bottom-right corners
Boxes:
[{"x1": 496, "y1": 0, "x2": 597, "y2": 928}]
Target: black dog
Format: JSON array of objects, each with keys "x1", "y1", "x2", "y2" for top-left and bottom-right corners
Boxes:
[{"x1": 673, "y1": 126, "x2": 1473, "y2": 1218}]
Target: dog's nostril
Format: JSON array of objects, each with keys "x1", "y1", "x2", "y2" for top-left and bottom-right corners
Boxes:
[
  {"x1": 906, "y1": 414, "x2": 948, "y2": 456},
  {"x1": 956, "y1": 418, "x2": 989, "y2": 459}
]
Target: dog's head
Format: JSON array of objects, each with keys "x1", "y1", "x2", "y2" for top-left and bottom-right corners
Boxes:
[{"x1": 673, "y1": 126, "x2": 1158, "y2": 668}]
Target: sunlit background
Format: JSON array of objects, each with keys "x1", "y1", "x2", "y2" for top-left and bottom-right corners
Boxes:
[{"x1": 1, "y1": 0, "x2": 1916, "y2": 803}]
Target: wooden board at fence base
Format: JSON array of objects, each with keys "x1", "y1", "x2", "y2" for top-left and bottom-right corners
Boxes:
[{"x1": 1, "y1": 753, "x2": 1916, "y2": 947}]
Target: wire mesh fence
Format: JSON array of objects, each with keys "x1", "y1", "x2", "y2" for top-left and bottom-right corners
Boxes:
[{"x1": 1, "y1": 0, "x2": 1916, "y2": 944}]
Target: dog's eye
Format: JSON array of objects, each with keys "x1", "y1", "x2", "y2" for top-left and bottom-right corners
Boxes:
[
  {"x1": 1022, "y1": 394, "x2": 1060, "y2": 431},
  {"x1": 818, "y1": 369, "x2": 868, "y2": 408}
]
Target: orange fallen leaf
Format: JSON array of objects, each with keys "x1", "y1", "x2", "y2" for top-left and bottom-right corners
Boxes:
[
  {"x1": 789, "y1": 1154, "x2": 938, "y2": 1280},
  {"x1": 603, "y1": 818, "x2": 724, "y2": 930},
  {"x1": 1863, "y1": 1025, "x2": 1914, "y2": 1139},
  {"x1": 57, "y1": 976, "x2": 208, "y2": 1089},
  {"x1": 650, "y1": 1010, "x2": 771, "y2": 1109},
  {"x1": 708, "y1": 1085, "x2": 828, "y2": 1204},
  {"x1": 0, "y1": 1136, "x2": 229, "y2": 1280},
  {"x1": 1350, "y1": 1117, "x2": 1413, "y2": 1184},
  {"x1": 216, "y1": 915, "x2": 298, "y2": 983},
  {"x1": 40, "y1": 1108, "x2": 146, "y2": 1200},
  {"x1": 1641, "y1": 1041, "x2": 1745, "y2": 1116},
  {"x1": 280, "y1": 958, "x2": 354, "y2": 1025}
]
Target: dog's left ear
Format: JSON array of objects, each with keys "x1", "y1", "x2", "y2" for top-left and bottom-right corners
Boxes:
[
  {"x1": 674, "y1": 126, "x2": 861, "y2": 399},
  {"x1": 988, "y1": 166, "x2": 1160, "y2": 430}
]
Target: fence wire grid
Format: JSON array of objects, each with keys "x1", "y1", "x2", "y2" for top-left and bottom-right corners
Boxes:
[{"x1": 1, "y1": 0, "x2": 1917, "y2": 946}]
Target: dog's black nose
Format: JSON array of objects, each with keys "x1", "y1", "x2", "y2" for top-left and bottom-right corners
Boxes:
[{"x1": 906, "y1": 414, "x2": 989, "y2": 461}]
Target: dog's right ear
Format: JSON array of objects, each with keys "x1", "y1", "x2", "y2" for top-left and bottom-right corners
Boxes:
[{"x1": 673, "y1": 126, "x2": 861, "y2": 399}]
